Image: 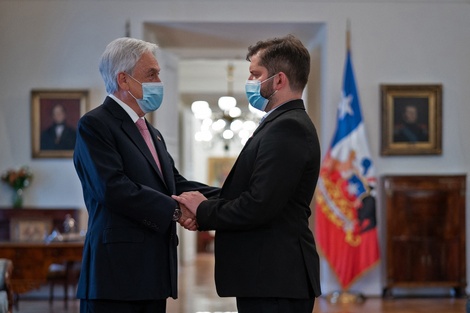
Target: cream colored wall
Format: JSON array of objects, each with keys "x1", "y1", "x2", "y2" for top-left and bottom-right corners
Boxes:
[{"x1": 1, "y1": 0, "x2": 469, "y2": 296}]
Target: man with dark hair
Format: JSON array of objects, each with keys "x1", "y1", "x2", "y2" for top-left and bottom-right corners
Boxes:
[{"x1": 174, "y1": 35, "x2": 322, "y2": 313}]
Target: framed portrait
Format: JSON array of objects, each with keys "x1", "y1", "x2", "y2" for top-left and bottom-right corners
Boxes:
[
  {"x1": 31, "y1": 89, "x2": 89, "y2": 158},
  {"x1": 207, "y1": 157, "x2": 236, "y2": 187},
  {"x1": 198, "y1": 157, "x2": 236, "y2": 252},
  {"x1": 380, "y1": 84, "x2": 442, "y2": 156},
  {"x1": 10, "y1": 218, "x2": 52, "y2": 242}
]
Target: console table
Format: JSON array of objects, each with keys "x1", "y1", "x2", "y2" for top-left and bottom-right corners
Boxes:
[
  {"x1": 0, "y1": 241, "x2": 83, "y2": 304},
  {"x1": 0, "y1": 208, "x2": 84, "y2": 306}
]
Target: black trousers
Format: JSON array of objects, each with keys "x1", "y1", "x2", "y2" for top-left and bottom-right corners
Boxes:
[
  {"x1": 80, "y1": 299, "x2": 166, "y2": 313},
  {"x1": 236, "y1": 297, "x2": 315, "y2": 313}
]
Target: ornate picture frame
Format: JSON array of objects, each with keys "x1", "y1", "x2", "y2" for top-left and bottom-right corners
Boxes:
[
  {"x1": 31, "y1": 89, "x2": 89, "y2": 158},
  {"x1": 197, "y1": 157, "x2": 236, "y2": 253},
  {"x1": 380, "y1": 84, "x2": 442, "y2": 156},
  {"x1": 207, "y1": 157, "x2": 236, "y2": 187}
]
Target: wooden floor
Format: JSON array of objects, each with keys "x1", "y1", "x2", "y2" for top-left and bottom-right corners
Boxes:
[{"x1": 14, "y1": 253, "x2": 468, "y2": 313}]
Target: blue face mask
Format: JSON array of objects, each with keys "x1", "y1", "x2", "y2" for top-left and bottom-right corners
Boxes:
[
  {"x1": 128, "y1": 75, "x2": 164, "y2": 113},
  {"x1": 245, "y1": 74, "x2": 277, "y2": 111}
]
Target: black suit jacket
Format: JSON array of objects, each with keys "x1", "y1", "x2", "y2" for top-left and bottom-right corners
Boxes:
[
  {"x1": 73, "y1": 97, "x2": 218, "y2": 301},
  {"x1": 197, "y1": 99, "x2": 322, "y2": 299}
]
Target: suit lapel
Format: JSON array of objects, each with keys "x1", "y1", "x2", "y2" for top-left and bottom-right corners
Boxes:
[
  {"x1": 251, "y1": 99, "x2": 305, "y2": 137},
  {"x1": 127, "y1": 120, "x2": 166, "y2": 181},
  {"x1": 104, "y1": 98, "x2": 167, "y2": 187},
  {"x1": 148, "y1": 125, "x2": 175, "y2": 192},
  {"x1": 222, "y1": 100, "x2": 306, "y2": 194}
]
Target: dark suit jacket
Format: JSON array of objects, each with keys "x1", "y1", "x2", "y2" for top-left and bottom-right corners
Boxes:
[
  {"x1": 197, "y1": 99, "x2": 322, "y2": 299},
  {"x1": 73, "y1": 96, "x2": 219, "y2": 301}
]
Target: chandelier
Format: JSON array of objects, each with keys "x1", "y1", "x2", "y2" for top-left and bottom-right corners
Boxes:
[{"x1": 191, "y1": 63, "x2": 265, "y2": 150}]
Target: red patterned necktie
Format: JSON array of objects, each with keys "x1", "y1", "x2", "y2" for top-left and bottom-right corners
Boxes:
[{"x1": 136, "y1": 118, "x2": 162, "y2": 173}]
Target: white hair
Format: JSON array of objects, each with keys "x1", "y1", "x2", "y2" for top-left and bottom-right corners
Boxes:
[{"x1": 99, "y1": 37, "x2": 158, "y2": 94}]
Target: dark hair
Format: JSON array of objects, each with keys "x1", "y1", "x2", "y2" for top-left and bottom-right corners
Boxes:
[{"x1": 246, "y1": 34, "x2": 310, "y2": 92}]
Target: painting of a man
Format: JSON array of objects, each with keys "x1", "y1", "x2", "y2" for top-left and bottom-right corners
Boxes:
[
  {"x1": 393, "y1": 99, "x2": 429, "y2": 143},
  {"x1": 40, "y1": 103, "x2": 77, "y2": 150}
]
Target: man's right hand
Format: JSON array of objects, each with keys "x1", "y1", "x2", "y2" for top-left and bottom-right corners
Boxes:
[{"x1": 177, "y1": 203, "x2": 198, "y2": 231}]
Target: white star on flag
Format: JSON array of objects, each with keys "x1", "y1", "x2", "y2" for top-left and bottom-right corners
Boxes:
[{"x1": 338, "y1": 92, "x2": 354, "y2": 119}]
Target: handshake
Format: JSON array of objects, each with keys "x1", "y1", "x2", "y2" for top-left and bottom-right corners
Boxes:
[{"x1": 172, "y1": 191, "x2": 207, "y2": 231}]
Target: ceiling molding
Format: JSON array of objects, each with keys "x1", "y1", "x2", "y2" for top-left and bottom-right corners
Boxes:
[{"x1": 144, "y1": 22, "x2": 323, "y2": 60}]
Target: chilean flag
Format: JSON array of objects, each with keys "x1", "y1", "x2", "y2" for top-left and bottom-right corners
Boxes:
[{"x1": 314, "y1": 45, "x2": 380, "y2": 290}]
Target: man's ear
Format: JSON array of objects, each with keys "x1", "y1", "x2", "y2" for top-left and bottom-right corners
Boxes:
[
  {"x1": 117, "y1": 72, "x2": 130, "y2": 91},
  {"x1": 275, "y1": 72, "x2": 288, "y2": 90}
]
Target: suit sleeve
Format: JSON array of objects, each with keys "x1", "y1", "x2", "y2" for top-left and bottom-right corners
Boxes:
[{"x1": 73, "y1": 113, "x2": 177, "y2": 234}]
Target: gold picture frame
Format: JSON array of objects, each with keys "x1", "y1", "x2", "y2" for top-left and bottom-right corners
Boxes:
[
  {"x1": 198, "y1": 157, "x2": 236, "y2": 253},
  {"x1": 380, "y1": 84, "x2": 442, "y2": 156},
  {"x1": 31, "y1": 89, "x2": 89, "y2": 158},
  {"x1": 207, "y1": 157, "x2": 236, "y2": 187}
]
